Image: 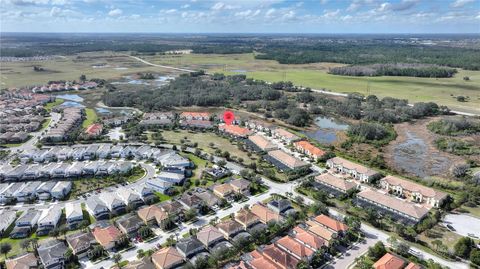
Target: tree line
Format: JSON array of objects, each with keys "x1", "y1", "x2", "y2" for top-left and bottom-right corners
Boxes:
[{"x1": 329, "y1": 64, "x2": 457, "y2": 78}]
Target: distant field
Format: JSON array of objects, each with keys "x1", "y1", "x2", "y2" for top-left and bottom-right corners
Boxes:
[
  {"x1": 146, "y1": 53, "x2": 480, "y2": 114},
  {"x1": 0, "y1": 51, "x2": 180, "y2": 88},
  {"x1": 2, "y1": 52, "x2": 479, "y2": 114}
]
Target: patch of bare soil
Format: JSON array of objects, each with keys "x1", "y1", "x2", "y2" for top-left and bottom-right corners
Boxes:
[{"x1": 384, "y1": 117, "x2": 465, "y2": 179}]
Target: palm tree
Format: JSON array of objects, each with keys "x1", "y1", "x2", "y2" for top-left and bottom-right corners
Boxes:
[
  {"x1": 112, "y1": 253, "x2": 122, "y2": 269},
  {"x1": 0, "y1": 243, "x2": 12, "y2": 259}
]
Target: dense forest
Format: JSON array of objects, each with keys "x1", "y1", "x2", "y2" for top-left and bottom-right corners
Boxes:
[
  {"x1": 329, "y1": 64, "x2": 457, "y2": 78},
  {"x1": 2, "y1": 33, "x2": 479, "y2": 70}
]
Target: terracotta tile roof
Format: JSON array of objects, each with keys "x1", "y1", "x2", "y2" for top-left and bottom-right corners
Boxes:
[
  {"x1": 273, "y1": 128, "x2": 299, "y2": 141},
  {"x1": 276, "y1": 235, "x2": 314, "y2": 259},
  {"x1": 294, "y1": 140, "x2": 326, "y2": 158},
  {"x1": 92, "y1": 225, "x2": 122, "y2": 248},
  {"x1": 213, "y1": 183, "x2": 235, "y2": 197},
  {"x1": 219, "y1": 124, "x2": 253, "y2": 137},
  {"x1": 373, "y1": 253, "x2": 405, "y2": 269},
  {"x1": 262, "y1": 244, "x2": 300, "y2": 269},
  {"x1": 196, "y1": 225, "x2": 224, "y2": 247},
  {"x1": 405, "y1": 262, "x2": 421, "y2": 269},
  {"x1": 248, "y1": 135, "x2": 277, "y2": 151},
  {"x1": 152, "y1": 247, "x2": 184, "y2": 269},
  {"x1": 328, "y1": 157, "x2": 379, "y2": 176},
  {"x1": 250, "y1": 203, "x2": 283, "y2": 224},
  {"x1": 226, "y1": 261, "x2": 250, "y2": 269},
  {"x1": 6, "y1": 253, "x2": 38, "y2": 269},
  {"x1": 313, "y1": 214, "x2": 348, "y2": 233},
  {"x1": 382, "y1": 175, "x2": 447, "y2": 200},
  {"x1": 85, "y1": 123, "x2": 102, "y2": 135},
  {"x1": 235, "y1": 208, "x2": 260, "y2": 228},
  {"x1": 137, "y1": 205, "x2": 168, "y2": 224},
  {"x1": 250, "y1": 254, "x2": 281, "y2": 269},
  {"x1": 180, "y1": 112, "x2": 210, "y2": 119},
  {"x1": 306, "y1": 220, "x2": 334, "y2": 242},
  {"x1": 315, "y1": 173, "x2": 357, "y2": 192},
  {"x1": 357, "y1": 189, "x2": 429, "y2": 220},
  {"x1": 292, "y1": 226, "x2": 326, "y2": 250},
  {"x1": 267, "y1": 150, "x2": 308, "y2": 169}
]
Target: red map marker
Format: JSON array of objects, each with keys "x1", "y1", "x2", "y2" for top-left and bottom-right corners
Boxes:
[{"x1": 223, "y1": 110, "x2": 235, "y2": 125}]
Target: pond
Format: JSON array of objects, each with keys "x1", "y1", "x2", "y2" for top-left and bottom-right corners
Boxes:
[
  {"x1": 95, "y1": 107, "x2": 111, "y2": 114},
  {"x1": 56, "y1": 94, "x2": 84, "y2": 102},
  {"x1": 61, "y1": 101, "x2": 85, "y2": 108},
  {"x1": 304, "y1": 116, "x2": 350, "y2": 144}
]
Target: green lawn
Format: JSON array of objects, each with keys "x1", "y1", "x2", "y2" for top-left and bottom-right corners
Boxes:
[
  {"x1": 154, "y1": 192, "x2": 172, "y2": 202},
  {"x1": 161, "y1": 129, "x2": 256, "y2": 165},
  {"x1": 82, "y1": 108, "x2": 98, "y2": 128},
  {"x1": 459, "y1": 205, "x2": 480, "y2": 219},
  {"x1": 44, "y1": 98, "x2": 64, "y2": 112},
  {"x1": 41, "y1": 118, "x2": 51, "y2": 130}
]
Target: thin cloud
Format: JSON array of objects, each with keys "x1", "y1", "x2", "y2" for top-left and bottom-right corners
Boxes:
[
  {"x1": 451, "y1": 0, "x2": 475, "y2": 8},
  {"x1": 108, "y1": 8, "x2": 122, "y2": 16}
]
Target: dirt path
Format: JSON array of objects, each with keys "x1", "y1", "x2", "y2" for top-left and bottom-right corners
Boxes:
[{"x1": 384, "y1": 117, "x2": 465, "y2": 179}]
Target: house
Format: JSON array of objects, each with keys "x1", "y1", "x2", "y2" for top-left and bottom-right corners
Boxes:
[
  {"x1": 275, "y1": 235, "x2": 314, "y2": 260},
  {"x1": 85, "y1": 123, "x2": 103, "y2": 137},
  {"x1": 267, "y1": 198, "x2": 295, "y2": 216},
  {"x1": 250, "y1": 244, "x2": 300, "y2": 269},
  {"x1": 247, "y1": 134, "x2": 277, "y2": 152},
  {"x1": 313, "y1": 214, "x2": 348, "y2": 235},
  {"x1": 213, "y1": 183, "x2": 235, "y2": 198},
  {"x1": 180, "y1": 112, "x2": 210, "y2": 121},
  {"x1": 0, "y1": 210, "x2": 17, "y2": 236},
  {"x1": 180, "y1": 119, "x2": 213, "y2": 129},
  {"x1": 137, "y1": 205, "x2": 169, "y2": 227},
  {"x1": 14, "y1": 181, "x2": 42, "y2": 202},
  {"x1": 245, "y1": 119, "x2": 275, "y2": 133},
  {"x1": 16, "y1": 210, "x2": 40, "y2": 228},
  {"x1": 116, "y1": 214, "x2": 144, "y2": 237},
  {"x1": 250, "y1": 203, "x2": 283, "y2": 224},
  {"x1": 83, "y1": 144, "x2": 99, "y2": 160},
  {"x1": 36, "y1": 182, "x2": 57, "y2": 200},
  {"x1": 66, "y1": 162, "x2": 84, "y2": 178},
  {"x1": 266, "y1": 150, "x2": 310, "y2": 171},
  {"x1": 326, "y1": 157, "x2": 380, "y2": 183},
  {"x1": 156, "y1": 151, "x2": 191, "y2": 168},
  {"x1": 66, "y1": 231, "x2": 96, "y2": 258},
  {"x1": 158, "y1": 200, "x2": 184, "y2": 219},
  {"x1": 21, "y1": 165, "x2": 41, "y2": 180},
  {"x1": 293, "y1": 140, "x2": 326, "y2": 160},
  {"x1": 51, "y1": 163, "x2": 69, "y2": 178},
  {"x1": 272, "y1": 128, "x2": 300, "y2": 143},
  {"x1": 123, "y1": 257, "x2": 155, "y2": 269},
  {"x1": 203, "y1": 165, "x2": 230, "y2": 179},
  {"x1": 380, "y1": 175, "x2": 448, "y2": 208},
  {"x1": 37, "y1": 240, "x2": 67, "y2": 269},
  {"x1": 235, "y1": 209, "x2": 260, "y2": 229},
  {"x1": 216, "y1": 219, "x2": 244, "y2": 239},
  {"x1": 157, "y1": 171, "x2": 185, "y2": 185},
  {"x1": 0, "y1": 183, "x2": 21, "y2": 204},
  {"x1": 37, "y1": 206, "x2": 62, "y2": 236},
  {"x1": 132, "y1": 183, "x2": 156, "y2": 203},
  {"x1": 196, "y1": 225, "x2": 225, "y2": 249},
  {"x1": 178, "y1": 192, "x2": 203, "y2": 210},
  {"x1": 85, "y1": 197, "x2": 110, "y2": 220},
  {"x1": 175, "y1": 237, "x2": 205, "y2": 258},
  {"x1": 291, "y1": 226, "x2": 326, "y2": 251},
  {"x1": 356, "y1": 188, "x2": 429, "y2": 225},
  {"x1": 5, "y1": 252, "x2": 38, "y2": 269},
  {"x1": 146, "y1": 177, "x2": 174, "y2": 194},
  {"x1": 373, "y1": 253, "x2": 405, "y2": 269},
  {"x1": 306, "y1": 220, "x2": 334, "y2": 243},
  {"x1": 314, "y1": 173, "x2": 358, "y2": 197},
  {"x1": 99, "y1": 192, "x2": 126, "y2": 215},
  {"x1": 92, "y1": 224, "x2": 123, "y2": 250},
  {"x1": 72, "y1": 147, "x2": 86, "y2": 161},
  {"x1": 51, "y1": 181, "x2": 72, "y2": 200},
  {"x1": 117, "y1": 187, "x2": 144, "y2": 209},
  {"x1": 194, "y1": 190, "x2": 220, "y2": 208},
  {"x1": 65, "y1": 202, "x2": 84, "y2": 228},
  {"x1": 218, "y1": 124, "x2": 253, "y2": 138},
  {"x1": 230, "y1": 178, "x2": 251, "y2": 195},
  {"x1": 151, "y1": 247, "x2": 185, "y2": 269}
]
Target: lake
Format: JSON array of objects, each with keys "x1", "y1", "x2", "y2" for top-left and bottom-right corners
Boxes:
[{"x1": 304, "y1": 116, "x2": 349, "y2": 144}]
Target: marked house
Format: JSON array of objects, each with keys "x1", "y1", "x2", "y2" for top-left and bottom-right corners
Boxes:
[
  {"x1": 293, "y1": 140, "x2": 326, "y2": 160},
  {"x1": 357, "y1": 188, "x2": 429, "y2": 225},
  {"x1": 314, "y1": 173, "x2": 358, "y2": 197},
  {"x1": 218, "y1": 124, "x2": 253, "y2": 138},
  {"x1": 246, "y1": 134, "x2": 277, "y2": 152},
  {"x1": 326, "y1": 157, "x2": 380, "y2": 183},
  {"x1": 266, "y1": 150, "x2": 310, "y2": 171},
  {"x1": 380, "y1": 175, "x2": 447, "y2": 208}
]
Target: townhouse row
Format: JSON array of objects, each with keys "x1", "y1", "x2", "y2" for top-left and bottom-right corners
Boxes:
[{"x1": 0, "y1": 181, "x2": 72, "y2": 204}]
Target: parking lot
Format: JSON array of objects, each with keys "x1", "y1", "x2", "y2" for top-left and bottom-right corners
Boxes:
[{"x1": 444, "y1": 213, "x2": 480, "y2": 238}]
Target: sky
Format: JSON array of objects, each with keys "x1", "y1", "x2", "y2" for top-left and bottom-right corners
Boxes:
[{"x1": 0, "y1": 0, "x2": 479, "y2": 33}]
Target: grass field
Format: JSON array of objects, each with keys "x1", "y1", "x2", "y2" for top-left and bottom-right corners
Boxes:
[
  {"x1": 82, "y1": 108, "x2": 98, "y2": 128},
  {"x1": 161, "y1": 129, "x2": 256, "y2": 165},
  {"x1": 44, "y1": 98, "x2": 64, "y2": 112},
  {"x1": 145, "y1": 53, "x2": 480, "y2": 114}
]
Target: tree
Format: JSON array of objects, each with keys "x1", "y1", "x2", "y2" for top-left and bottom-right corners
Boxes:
[
  {"x1": 0, "y1": 243, "x2": 12, "y2": 259},
  {"x1": 470, "y1": 249, "x2": 480, "y2": 266},
  {"x1": 79, "y1": 74, "x2": 87, "y2": 82},
  {"x1": 454, "y1": 237, "x2": 475, "y2": 259},
  {"x1": 296, "y1": 260, "x2": 309, "y2": 269},
  {"x1": 112, "y1": 253, "x2": 122, "y2": 269},
  {"x1": 64, "y1": 248, "x2": 74, "y2": 263},
  {"x1": 368, "y1": 241, "x2": 386, "y2": 260},
  {"x1": 396, "y1": 242, "x2": 410, "y2": 257},
  {"x1": 138, "y1": 226, "x2": 152, "y2": 239},
  {"x1": 20, "y1": 239, "x2": 31, "y2": 252},
  {"x1": 431, "y1": 239, "x2": 443, "y2": 252},
  {"x1": 456, "y1": 96, "x2": 466, "y2": 102}
]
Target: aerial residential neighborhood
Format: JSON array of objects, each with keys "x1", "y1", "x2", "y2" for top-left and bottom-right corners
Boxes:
[{"x1": 1, "y1": 2, "x2": 480, "y2": 269}]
